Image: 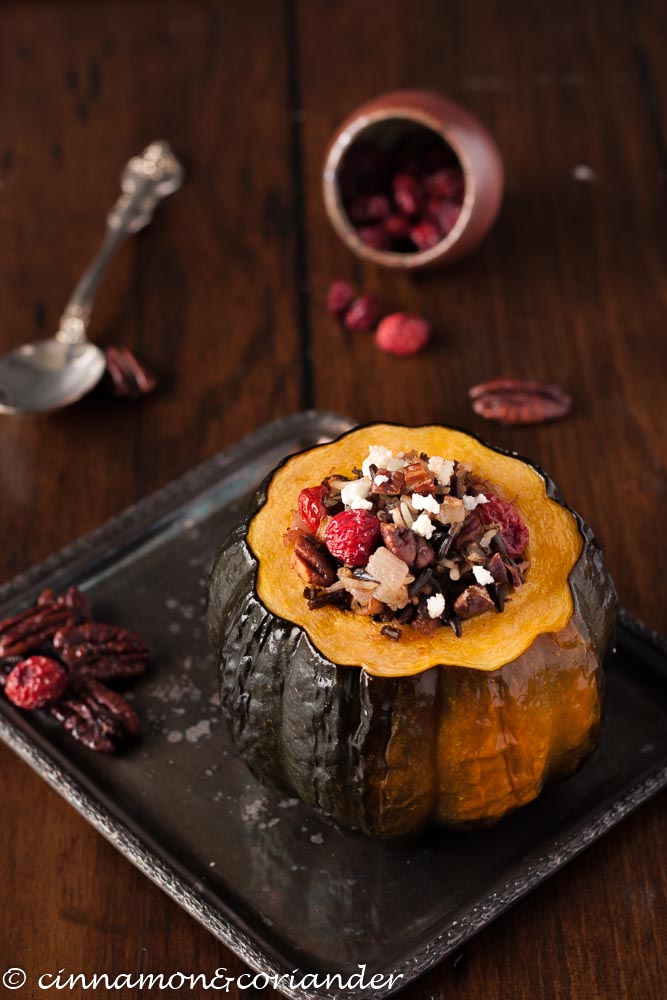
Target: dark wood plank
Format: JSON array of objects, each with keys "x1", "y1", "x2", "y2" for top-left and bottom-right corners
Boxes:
[
  {"x1": 0, "y1": 0, "x2": 301, "y2": 572},
  {"x1": 297, "y1": 1, "x2": 667, "y2": 997},
  {"x1": 0, "y1": 1, "x2": 296, "y2": 996}
]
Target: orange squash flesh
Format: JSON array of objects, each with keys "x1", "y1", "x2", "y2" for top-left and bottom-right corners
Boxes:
[{"x1": 249, "y1": 423, "x2": 582, "y2": 676}]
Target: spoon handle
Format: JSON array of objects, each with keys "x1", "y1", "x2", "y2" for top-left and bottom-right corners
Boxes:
[{"x1": 56, "y1": 141, "x2": 184, "y2": 345}]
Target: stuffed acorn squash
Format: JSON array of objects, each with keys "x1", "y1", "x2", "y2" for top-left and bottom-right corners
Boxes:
[{"x1": 206, "y1": 424, "x2": 616, "y2": 838}]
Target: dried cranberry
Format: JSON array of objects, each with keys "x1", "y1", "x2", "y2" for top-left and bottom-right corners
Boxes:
[
  {"x1": 324, "y1": 510, "x2": 381, "y2": 567},
  {"x1": 424, "y1": 168, "x2": 464, "y2": 202},
  {"x1": 326, "y1": 280, "x2": 354, "y2": 316},
  {"x1": 375, "y1": 313, "x2": 431, "y2": 356},
  {"x1": 298, "y1": 486, "x2": 328, "y2": 533},
  {"x1": 344, "y1": 294, "x2": 381, "y2": 332},
  {"x1": 356, "y1": 225, "x2": 391, "y2": 251},
  {"x1": 479, "y1": 496, "x2": 529, "y2": 558},
  {"x1": 5, "y1": 655, "x2": 68, "y2": 710},
  {"x1": 384, "y1": 214, "x2": 412, "y2": 241},
  {"x1": 347, "y1": 194, "x2": 390, "y2": 224},
  {"x1": 433, "y1": 200, "x2": 462, "y2": 236},
  {"x1": 410, "y1": 220, "x2": 442, "y2": 251},
  {"x1": 393, "y1": 173, "x2": 423, "y2": 217}
]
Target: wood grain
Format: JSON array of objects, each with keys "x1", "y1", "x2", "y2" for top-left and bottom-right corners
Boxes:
[{"x1": 0, "y1": 1, "x2": 665, "y2": 998}]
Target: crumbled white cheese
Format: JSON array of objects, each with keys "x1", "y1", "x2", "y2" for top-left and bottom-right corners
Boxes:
[
  {"x1": 426, "y1": 593, "x2": 445, "y2": 619},
  {"x1": 462, "y1": 492, "x2": 489, "y2": 512},
  {"x1": 473, "y1": 565, "x2": 495, "y2": 586},
  {"x1": 412, "y1": 493, "x2": 440, "y2": 515},
  {"x1": 341, "y1": 478, "x2": 372, "y2": 510},
  {"x1": 361, "y1": 445, "x2": 406, "y2": 478},
  {"x1": 411, "y1": 513, "x2": 435, "y2": 539},
  {"x1": 373, "y1": 474, "x2": 389, "y2": 487},
  {"x1": 428, "y1": 456, "x2": 455, "y2": 486}
]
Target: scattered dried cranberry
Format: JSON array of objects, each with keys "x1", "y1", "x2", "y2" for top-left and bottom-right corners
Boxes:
[
  {"x1": 479, "y1": 496, "x2": 529, "y2": 559},
  {"x1": 344, "y1": 294, "x2": 381, "y2": 332},
  {"x1": 298, "y1": 485, "x2": 328, "y2": 533},
  {"x1": 5, "y1": 656, "x2": 68, "y2": 710},
  {"x1": 324, "y1": 510, "x2": 381, "y2": 567},
  {"x1": 326, "y1": 280, "x2": 354, "y2": 316},
  {"x1": 375, "y1": 313, "x2": 431, "y2": 356}
]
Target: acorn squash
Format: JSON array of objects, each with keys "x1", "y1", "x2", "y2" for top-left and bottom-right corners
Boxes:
[{"x1": 206, "y1": 424, "x2": 616, "y2": 838}]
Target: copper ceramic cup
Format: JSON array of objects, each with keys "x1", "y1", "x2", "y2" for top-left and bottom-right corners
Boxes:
[{"x1": 323, "y1": 89, "x2": 504, "y2": 270}]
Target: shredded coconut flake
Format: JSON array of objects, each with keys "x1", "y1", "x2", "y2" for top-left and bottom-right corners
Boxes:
[
  {"x1": 473, "y1": 565, "x2": 495, "y2": 586},
  {"x1": 462, "y1": 492, "x2": 489, "y2": 511},
  {"x1": 362, "y1": 445, "x2": 407, "y2": 477},
  {"x1": 427, "y1": 593, "x2": 445, "y2": 618},
  {"x1": 411, "y1": 513, "x2": 436, "y2": 539},
  {"x1": 373, "y1": 474, "x2": 389, "y2": 487},
  {"x1": 428, "y1": 456, "x2": 455, "y2": 485},
  {"x1": 412, "y1": 493, "x2": 440, "y2": 515},
  {"x1": 341, "y1": 478, "x2": 372, "y2": 510}
]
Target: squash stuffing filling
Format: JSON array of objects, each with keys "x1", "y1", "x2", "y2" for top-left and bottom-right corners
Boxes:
[{"x1": 285, "y1": 445, "x2": 530, "y2": 640}]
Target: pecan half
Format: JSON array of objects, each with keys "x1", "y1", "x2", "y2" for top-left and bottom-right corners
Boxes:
[
  {"x1": 53, "y1": 622, "x2": 149, "y2": 680},
  {"x1": 454, "y1": 585, "x2": 496, "y2": 619},
  {"x1": 380, "y1": 523, "x2": 417, "y2": 565},
  {"x1": 291, "y1": 534, "x2": 336, "y2": 587},
  {"x1": 104, "y1": 346, "x2": 158, "y2": 399},
  {"x1": 469, "y1": 378, "x2": 572, "y2": 426},
  {"x1": 49, "y1": 676, "x2": 139, "y2": 752}
]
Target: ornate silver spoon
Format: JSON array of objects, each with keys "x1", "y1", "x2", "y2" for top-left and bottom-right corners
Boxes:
[{"x1": 0, "y1": 140, "x2": 184, "y2": 415}]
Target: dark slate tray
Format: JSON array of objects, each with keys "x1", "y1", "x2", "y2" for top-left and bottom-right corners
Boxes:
[{"x1": 0, "y1": 411, "x2": 665, "y2": 1000}]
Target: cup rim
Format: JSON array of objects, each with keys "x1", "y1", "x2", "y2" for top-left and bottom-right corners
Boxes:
[{"x1": 322, "y1": 106, "x2": 475, "y2": 269}]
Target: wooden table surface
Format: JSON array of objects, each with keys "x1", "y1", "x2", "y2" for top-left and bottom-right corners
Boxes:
[{"x1": 1, "y1": 2, "x2": 665, "y2": 998}]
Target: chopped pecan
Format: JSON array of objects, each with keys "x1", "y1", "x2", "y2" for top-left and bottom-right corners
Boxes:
[
  {"x1": 380, "y1": 523, "x2": 417, "y2": 566},
  {"x1": 292, "y1": 534, "x2": 336, "y2": 587},
  {"x1": 369, "y1": 468, "x2": 406, "y2": 496},
  {"x1": 486, "y1": 552, "x2": 509, "y2": 584},
  {"x1": 454, "y1": 585, "x2": 496, "y2": 619},
  {"x1": 462, "y1": 541, "x2": 488, "y2": 565},
  {"x1": 53, "y1": 622, "x2": 150, "y2": 680},
  {"x1": 403, "y1": 462, "x2": 435, "y2": 495},
  {"x1": 469, "y1": 378, "x2": 572, "y2": 426}
]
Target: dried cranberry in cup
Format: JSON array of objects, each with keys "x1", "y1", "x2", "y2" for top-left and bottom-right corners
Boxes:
[{"x1": 323, "y1": 90, "x2": 504, "y2": 270}]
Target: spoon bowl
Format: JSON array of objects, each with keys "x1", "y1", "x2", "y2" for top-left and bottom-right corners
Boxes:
[{"x1": 0, "y1": 340, "x2": 107, "y2": 415}]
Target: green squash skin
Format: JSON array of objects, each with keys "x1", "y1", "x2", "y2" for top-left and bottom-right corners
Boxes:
[{"x1": 206, "y1": 430, "x2": 617, "y2": 839}]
